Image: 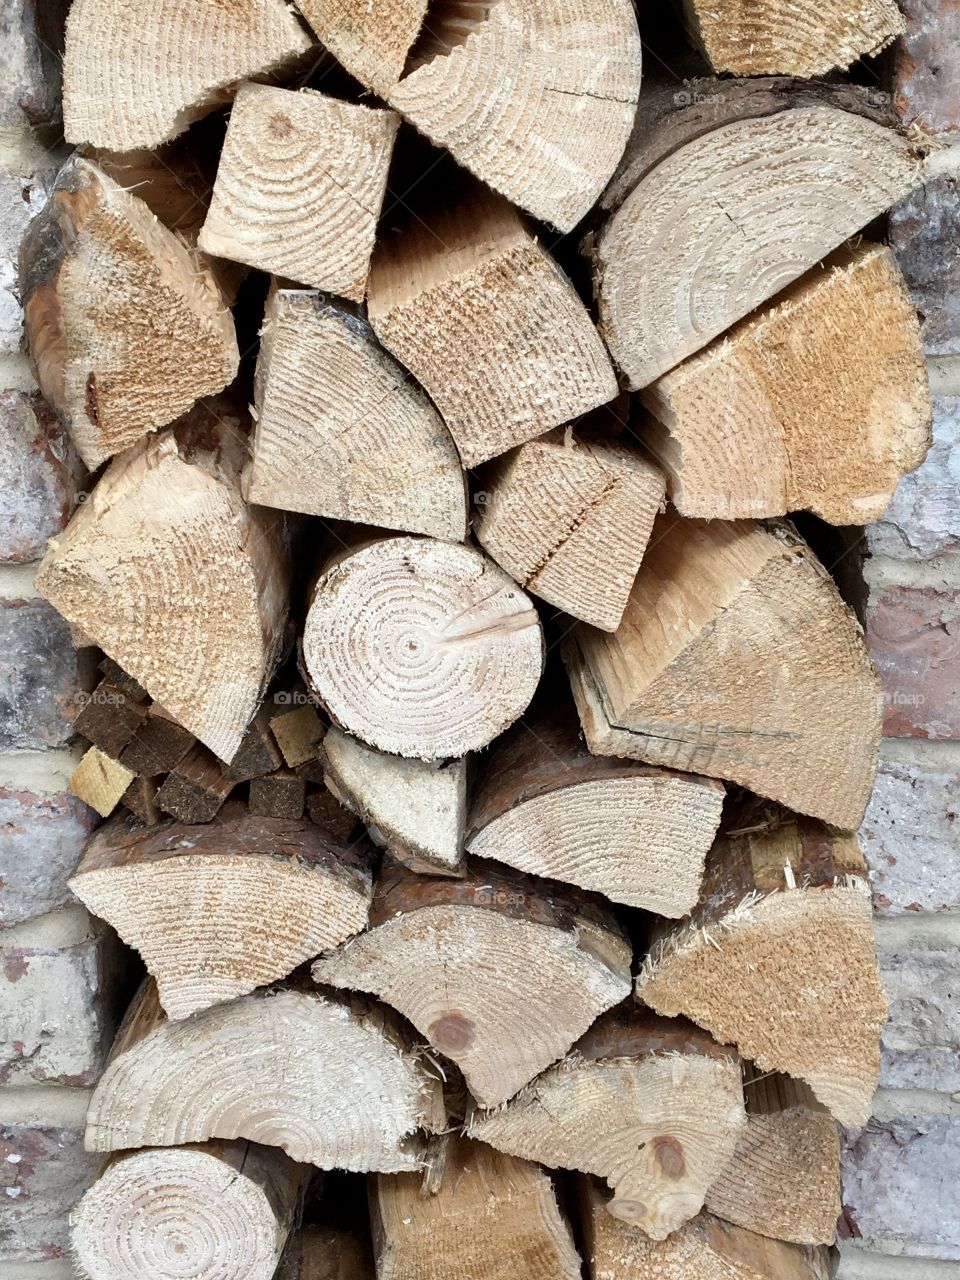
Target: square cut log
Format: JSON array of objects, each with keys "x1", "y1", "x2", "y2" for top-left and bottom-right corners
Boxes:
[{"x1": 69, "y1": 746, "x2": 135, "y2": 818}]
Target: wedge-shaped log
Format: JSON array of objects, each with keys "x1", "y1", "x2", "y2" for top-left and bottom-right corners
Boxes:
[
  {"x1": 467, "y1": 1006, "x2": 745, "y2": 1240},
  {"x1": 244, "y1": 288, "x2": 467, "y2": 539},
  {"x1": 156, "y1": 744, "x2": 236, "y2": 823},
  {"x1": 387, "y1": 0, "x2": 642, "y2": 232},
  {"x1": 564, "y1": 514, "x2": 881, "y2": 828},
  {"x1": 86, "y1": 981, "x2": 438, "y2": 1170},
  {"x1": 313, "y1": 863, "x2": 632, "y2": 1107},
  {"x1": 466, "y1": 703, "x2": 723, "y2": 913},
  {"x1": 302, "y1": 535, "x2": 543, "y2": 760},
  {"x1": 295, "y1": 0, "x2": 429, "y2": 96},
  {"x1": 680, "y1": 0, "x2": 904, "y2": 76},
  {"x1": 641, "y1": 243, "x2": 931, "y2": 524},
  {"x1": 199, "y1": 86, "x2": 398, "y2": 300},
  {"x1": 71, "y1": 1140, "x2": 303, "y2": 1280},
  {"x1": 19, "y1": 158, "x2": 238, "y2": 469},
  {"x1": 636, "y1": 817, "x2": 887, "y2": 1127},
  {"x1": 475, "y1": 429, "x2": 665, "y2": 630},
  {"x1": 63, "y1": 0, "x2": 313, "y2": 149},
  {"x1": 704, "y1": 1069, "x2": 841, "y2": 1245},
  {"x1": 69, "y1": 747, "x2": 134, "y2": 819},
  {"x1": 372, "y1": 1136, "x2": 581, "y2": 1280},
  {"x1": 321, "y1": 727, "x2": 467, "y2": 876},
  {"x1": 36, "y1": 409, "x2": 291, "y2": 763},
  {"x1": 69, "y1": 801, "x2": 374, "y2": 1019},
  {"x1": 368, "y1": 188, "x2": 617, "y2": 467},
  {"x1": 594, "y1": 85, "x2": 920, "y2": 388}
]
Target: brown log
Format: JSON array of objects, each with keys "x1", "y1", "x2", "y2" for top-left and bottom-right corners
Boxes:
[
  {"x1": 119, "y1": 775, "x2": 159, "y2": 827},
  {"x1": 72, "y1": 680, "x2": 149, "y2": 758},
  {"x1": 69, "y1": 746, "x2": 135, "y2": 818},
  {"x1": 119, "y1": 706, "x2": 196, "y2": 778},
  {"x1": 98, "y1": 658, "x2": 148, "y2": 704},
  {"x1": 249, "y1": 770, "x2": 306, "y2": 821},
  {"x1": 305, "y1": 787, "x2": 364, "y2": 843},
  {"x1": 294, "y1": 0, "x2": 429, "y2": 96},
  {"x1": 277, "y1": 1219, "x2": 375, "y2": 1280},
  {"x1": 156, "y1": 744, "x2": 236, "y2": 824},
  {"x1": 225, "y1": 703, "x2": 285, "y2": 784}
]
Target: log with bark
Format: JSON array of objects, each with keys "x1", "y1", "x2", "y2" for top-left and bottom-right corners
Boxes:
[
  {"x1": 312, "y1": 862, "x2": 632, "y2": 1107},
  {"x1": 68, "y1": 801, "x2": 374, "y2": 1019}
]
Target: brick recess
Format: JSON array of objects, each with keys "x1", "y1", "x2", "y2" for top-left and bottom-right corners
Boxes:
[
  {"x1": 0, "y1": 599, "x2": 78, "y2": 752},
  {"x1": 0, "y1": 391, "x2": 79, "y2": 564}
]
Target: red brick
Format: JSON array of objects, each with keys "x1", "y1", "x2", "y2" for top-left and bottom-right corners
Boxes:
[
  {"x1": 894, "y1": 0, "x2": 960, "y2": 134},
  {"x1": 866, "y1": 584, "x2": 960, "y2": 737},
  {"x1": 0, "y1": 1117, "x2": 96, "y2": 1262},
  {"x1": 0, "y1": 392, "x2": 79, "y2": 564}
]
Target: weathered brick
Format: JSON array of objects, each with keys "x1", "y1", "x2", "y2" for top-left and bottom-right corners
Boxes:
[
  {"x1": 880, "y1": 944, "x2": 960, "y2": 1059},
  {"x1": 891, "y1": 177, "x2": 960, "y2": 356},
  {"x1": 0, "y1": 164, "x2": 53, "y2": 355},
  {"x1": 0, "y1": 780, "x2": 96, "y2": 928},
  {"x1": 894, "y1": 0, "x2": 960, "y2": 135},
  {"x1": 0, "y1": 1, "x2": 68, "y2": 129},
  {"x1": 0, "y1": 599, "x2": 78, "y2": 751},
  {"x1": 867, "y1": 396, "x2": 960, "y2": 561},
  {"x1": 0, "y1": 392, "x2": 79, "y2": 564},
  {"x1": 881, "y1": 1045, "x2": 960, "y2": 1093},
  {"x1": 0, "y1": 1110, "x2": 96, "y2": 1263},
  {"x1": 866, "y1": 584, "x2": 960, "y2": 738}
]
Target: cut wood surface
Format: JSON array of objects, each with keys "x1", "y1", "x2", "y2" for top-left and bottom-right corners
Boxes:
[
  {"x1": 467, "y1": 1005, "x2": 745, "y2": 1240},
  {"x1": 225, "y1": 703, "x2": 285, "y2": 783},
  {"x1": 635, "y1": 816, "x2": 887, "y2": 1128},
  {"x1": 270, "y1": 704, "x2": 326, "y2": 769},
  {"x1": 563, "y1": 513, "x2": 882, "y2": 828},
  {"x1": 71, "y1": 1140, "x2": 303, "y2": 1280},
  {"x1": 120, "y1": 775, "x2": 160, "y2": 826},
  {"x1": 641, "y1": 242, "x2": 932, "y2": 524},
  {"x1": 72, "y1": 680, "x2": 149, "y2": 758},
  {"x1": 249, "y1": 769, "x2": 306, "y2": 820},
  {"x1": 387, "y1": 0, "x2": 642, "y2": 231},
  {"x1": 371, "y1": 1135, "x2": 582, "y2": 1280},
  {"x1": 367, "y1": 188, "x2": 617, "y2": 467},
  {"x1": 199, "y1": 86, "x2": 399, "y2": 300},
  {"x1": 86, "y1": 981, "x2": 438, "y2": 1170},
  {"x1": 680, "y1": 0, "x2": 904, "y2": 76},
  {"x1": 475, "y1": 428, "x2": 665, "y2": 630},
  {"x1": 63, "y1": 0, "x2": 314, "y2": 149},
  {"x1": 466, "y1": 702, "x2": 723, "y2": 913},
  {"x1": 302, "y1": 535, "x2": 543, "y2": 760},
  {"x1": 119, "y1": 706, "x2": 196, "y2": 777},
  {"x1": 69, "y1": 746, "x2": 135, "y2": 818},
  {"x1": 593, "y1": 89, "x2": 921, "y2": 388},
  {"x1": 312, "y1": 862, "x2": 632, "y2": 1107},
  {"x1": 295, "y1": 0, "x2": 429, "y2": 95},
  {"x1": 244, "y1": 288, "x2": 467, "y2": 540},
  {"x1": 321, "y1": 726, "x2": 467, "y2": 876},
  {"x1": 36, "y1": 408, "x2": 291, "y2": 763},
  {"x1": 19, "y1": 157, "x2": 238, "y2": 469},
  {"x1": 704, "y1": 1069, "x2": 841, "y2": 1245},
  {"x1": 156, "y1": 744, "x2": 236, "y2": 823},
  {"x1": 69, "y1": 800, "x2": 374, "y2": 1019}
]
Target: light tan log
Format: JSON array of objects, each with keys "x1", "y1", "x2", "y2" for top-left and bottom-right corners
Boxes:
[
  {"x1": 467, "y1": 1006, "x2": 745, "y2": 1240},
  {"x1": 563, "y1": 513, "x2": 881, "y2": 829},
  {"x1": 579, "y1": 1188, "x2": 832, "y2": 1280},
  {"x1": 313, "y1": 863, "x2": 632, "y2": 1107},
  {"x1": 680, "y1": 0, "x2": 904, "y2": 76},
  {"x1": 387, "y1": 0, "x2": 642, "y2": 232},
  {"x1": 244, "y1": 287, "x2": 467, "y2": 540},
  {"x1": 36, "y1": 406, "x2": 292, "y2": 764},
  {"x1": 593, "y1": 83, "x2": 921, "y2": 388},
  {"x1": 475, "y1": 428, "x2": 665, "y2": 630},
  {"x1": 367, "y1": 187, "x2": 617, "y2": 467},
  {"x1": 71, "y1": 1140, "x2": 303, "y2": 1280},
  {"x1": 86, "y1": 980, "x2": 440, "y2": 1170},
  {"x1": 199, "y1": 86, "x2": 398, "y2": 301},
  {"x1": 371, "y1": 1135, "x2": 582, "y2": 1280},
  {"x1": 466, "y1": 701, "x2": 723, "y2": 913},
  {"x1": 636, "y1": 816, "x2": 887, "y2": 1128},
  {"x1": 321, "y1": 727, "x2": 467, "y2": 876},
  {"x1": 704, "y1": 1068, "x2": 841, "y2": 1245},
  {"x1": 18, "y1": 157, "x2": 238, "y2": 469},
  {"x1": 63, "y1": 0, "x2": 313, "y2": 150},
  {"x1": 302, "y1": 534, "x2": 543, "y2": 760},
  {"x1": 68, "y1": 800, "x2": 374, "y2": 1020},
  {"x1": 640, "y1": 242, "x2": 931, "y2": 524},
  {"x1": 69, "y1": 747, "x2": 135, "y2": 819},
  {"x1": 294, "y1": 0, "x2": 429, "y2": 96}
]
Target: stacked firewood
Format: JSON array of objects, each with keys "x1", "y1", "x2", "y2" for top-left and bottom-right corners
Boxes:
[{"x1": 20, "y1": 0, "x2": 928, "y2": 1277}]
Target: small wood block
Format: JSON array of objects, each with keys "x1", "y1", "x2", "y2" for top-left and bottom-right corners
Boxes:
[
  {"x1": 120, "y1": 708, "x2": 196, "y2": 777},
  {"x1": 73, "y1": 680, "x2": 150, "y2": 757},
  {"x1": 98, "y1": 657, "x2": 148, "y2": 703},
  {"x1": 70, "y1": 747, "x2": 135, "y2": 818},
  {"x1": 270, "y1": 705, "x2": 325, "y2": 769},
  {"x1": 225, "y1": 704, "x2": 284, "y2": 782},
  {"x1": 156, "y1": 745, "x2": 235, "y2": 824},
  {"x1": 120, "y1": 775, "x2": 160, "y2": 827},
  {"x1": 249, "y1": 770, "x2": 306, "y2": 820},
  {"x1": 306, "y1": 788, "x2": 362, "y2": 843}
]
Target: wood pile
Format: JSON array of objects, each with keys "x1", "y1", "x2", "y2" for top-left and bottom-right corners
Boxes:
[{"x1": 21, "y1": 1, "x2": 929, "y2": 1277}]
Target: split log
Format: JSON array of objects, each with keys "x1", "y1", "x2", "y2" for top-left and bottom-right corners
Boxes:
[
  {"x1": 467, "y1": 1006, "x2": 745, "y2": 1240},
  {"x1": 312, "y1": 863, "x2": 632, "y2": 1107},
  {"x1": 593, "y1": 82, "x2": 921, "y2": 388},
  {"x1": 563, "y1": 513, "x2": 881, "y2": 828},
  {"x1": 475, "y1": 429, "x2": 665, "y2": 630},
  {"x1": 85, "y1": 980, "x2": 439, "y2": 1170},
  {"x1": 69, "y1": 746, "x2": 135, "y2": 818},
  {"x1": 270, "y1": 704, "x2": 326, "y2": 769},
  {"x1": 69, "y1": 800, "x2": 373, "y2": 1019},
  {"x1": 156, "y1": 744, "x2": 235, "y2": 823},
  {"x1": 72, "y1": 680, "x2": 149, "y2": 758},
  {"x1": 294, "y1": 0, "x2": 429, "y2": 96},
  {"x1": 387, "y1": 0, "x2": 642, "y2": 232},
  {"x1": 635, "y1": 816, "x2": 887, "y2": 1128},
  {"x1": 704, "y1": 1069, "x2": 841, "y2": 1245},
  {"x1": 640, "y1": 242, "x2": 931, "y2": 524},
  {"x1": 119, "y1": 706, "x2": 196, "y2": 777},
  {"x1": 225, "y1": 704, "x2": 285, "y2": 783},
  {"x1": 244, "y1": 287, "x2": 467, "y2": 540},
  {"x1": 71, "y1": 1140, "x2": 303, "y2": 1280},
  {"x1": 199, "y1": 86, "x2": 398, "y2": 300},
  {"x1": 249, "y1": 770, "x2": 306, "y2": 820},
  {"x1": 18, "y1": 157, "x2": 239, "y2": 469},
  {"x1": 371, "y1": 1136, "x2": 581, "y2": 1280},
  {"x1": 120, "y1": 775, "x2": 159, "y2": 826},
  {"x1": 467, "y1": 701, "x2": 723, "y2": 913},
  {"x1": 321, "y1": 726, "x2": 467, "y2": 876},
  {"x1": 302, "y1": 535, "x2": 543, "y2": 760},
  {"x1": 36, "y1": 409, "x2": 292, "y2": 763},
  {"x1": 367, "y1": 188, "x2": 617, "y2": 467},
  {"x1": 63, "y1": 0, "x2": 314, "y2": 150},
  {"x1": 680, "y1": 0, "x2": 904, "y2": 77}
]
